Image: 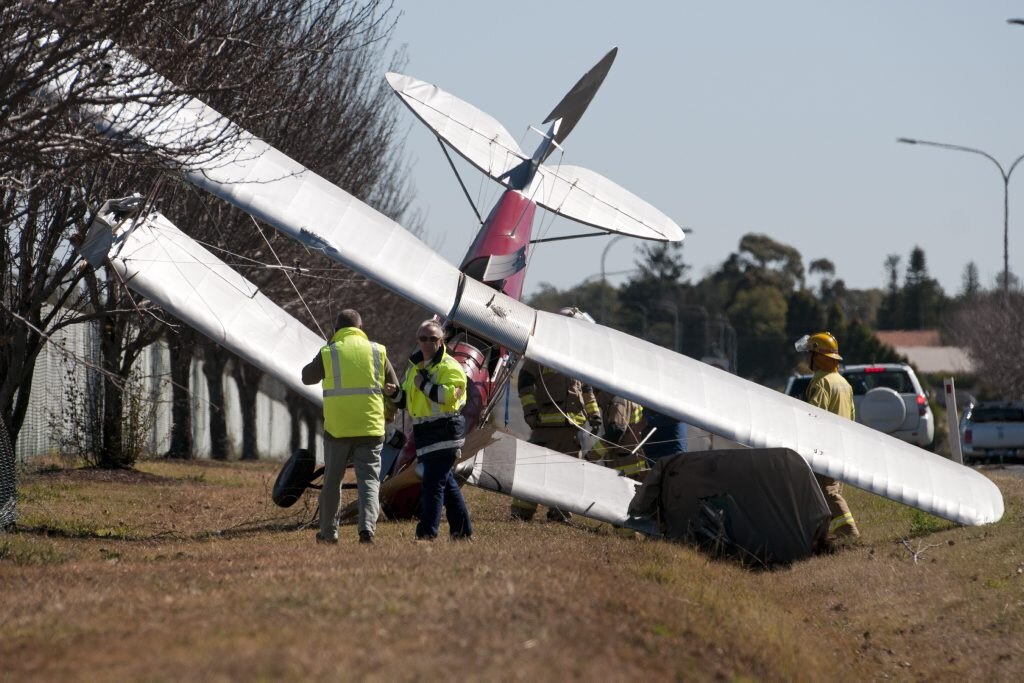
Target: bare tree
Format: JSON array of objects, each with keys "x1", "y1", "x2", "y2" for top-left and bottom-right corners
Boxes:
[
  {"x1": 950, "y1": 292, "x2": 1024, "y2": 399},
  {"x1": 4, "y1": 0, "x2": 424, "y2": 463},
  {"x1": 1, "y1": 0, "x2": 256, "y2": 448}
]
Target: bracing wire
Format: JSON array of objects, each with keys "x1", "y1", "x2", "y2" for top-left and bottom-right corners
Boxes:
[{"x1": 247, "y1": 214, "x2": 325, "y2": 340}]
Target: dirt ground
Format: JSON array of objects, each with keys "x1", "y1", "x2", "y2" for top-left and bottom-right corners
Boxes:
[{"x1": 2, "y1": 458, "x2": 1023, "y2": 681}]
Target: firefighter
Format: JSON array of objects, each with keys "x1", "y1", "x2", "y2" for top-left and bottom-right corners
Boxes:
[
  {"x1": 511, "y1": 309, "x2": 602, "y2": 521},
  {"x1": 590, "y1": 389, "x2": 647, "y2": 480},
  {"x1": 794, "y1": 331, "x2": 860, "y2": 541}
]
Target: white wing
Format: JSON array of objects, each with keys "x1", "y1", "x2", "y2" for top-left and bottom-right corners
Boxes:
[
  {"x1": 386, "y1": 72, "x2": 685, "y2": 243},
  {"x1": 527, "y1": 163, "x2": 685, "y2": 241},
  {"x1": 385, "y1": 72, "x2": 525, "y2": 180},
  {"x1": 87, "y1": 208, "x2": 323, "y2": 405},
  {"x1": 459, "y1": 431, "x2": 651, "y2": 529},
  {"x1": 522, "y1": 312, "x2": 1004, "y2": 526}
]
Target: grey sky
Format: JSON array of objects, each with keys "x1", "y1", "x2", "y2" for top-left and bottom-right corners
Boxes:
[{"x1": 390, "y1": 1, "x2": 1024, "y2": 299}]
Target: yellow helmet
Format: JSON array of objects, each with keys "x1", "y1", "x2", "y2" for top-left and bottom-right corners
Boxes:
[{"x1": 794, "y1": 331, "x2": 842, "y2": 360}]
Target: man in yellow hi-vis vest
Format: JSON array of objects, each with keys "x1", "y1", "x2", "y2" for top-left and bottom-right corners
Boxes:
[
  {"x1": 795, "y1": 330, "x2": 860, "y2": 541},
  {"x1": 302, "y1": 309, "x2": 398, "y2": 545},
  {"x1": 388, "y1": 319, "x2": 473, "y2": 540}
]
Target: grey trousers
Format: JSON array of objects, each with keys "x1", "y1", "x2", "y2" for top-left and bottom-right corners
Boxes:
[{"x1": 319, "y1": 436, "x2": 383, "y2": 539}]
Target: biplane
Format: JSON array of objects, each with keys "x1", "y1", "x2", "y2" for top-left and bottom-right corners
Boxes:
[{"x1": 59, "y1": 44, "x2": 1002, "y2": 532}]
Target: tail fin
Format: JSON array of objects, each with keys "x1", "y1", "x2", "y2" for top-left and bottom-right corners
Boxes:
[{"x1": 540, "y1": 47, "x2": 617, "y2": 160}]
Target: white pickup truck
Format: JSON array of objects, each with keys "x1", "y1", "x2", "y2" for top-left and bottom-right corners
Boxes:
[{"x1": 961, "y1": 401, "x2": 1024, "y2": 463}]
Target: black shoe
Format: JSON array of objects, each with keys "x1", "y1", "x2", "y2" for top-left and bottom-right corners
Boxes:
[
  {"x1": 450, "y1": 533, "x2": 473, "y2": 542},
  {"x1": 359, "y1": 531, "x2": 374, "y2": 545},
  {"x1": 414, "y1": 534, "x2": 436, "y2": 542}
]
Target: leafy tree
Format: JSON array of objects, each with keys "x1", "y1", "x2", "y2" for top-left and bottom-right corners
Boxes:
[
  {"x1": 635, "y1": 241, "x2": 689, "y2": 283},
  {"x1": 825, "y1": 302, "x2": 847, "y2": 348},
  {"x1": 902, "y1": 246, "x2": 945, "y2": 329},
  {"x1": 841, "y1": 319, "x2": 905, "y2": 365},
  {"x1": 737, "y1": 233, "x2": 805, "y2": 292},
  {"x1": 727, "y1": 286, "x2": 788, "y2": 380},
  {"x1": 960, "y1": 262, "x2": 981, "y2": 300},
  {"x1": 877, "y1": 254, "x2": 902, "y2": 329},
  {"x1": 784, "y1": 289, "x2": 825, "y2": 345}
]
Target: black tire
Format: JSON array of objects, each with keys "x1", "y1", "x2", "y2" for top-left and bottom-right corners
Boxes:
[{"x1": 272, "y1": 448, "x2": 318, "y2": 508}]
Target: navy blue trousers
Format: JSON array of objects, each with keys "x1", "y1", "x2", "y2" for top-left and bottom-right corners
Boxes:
[{"x1": 416, "y1": 449, "x2": 472, "y2": 539}]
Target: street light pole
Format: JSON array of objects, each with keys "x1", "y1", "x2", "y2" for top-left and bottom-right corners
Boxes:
[
  {"x1": 898, "y1": 137, "x2": 1024, "y2": 295},
  {"x1": 599, "y1": 235, "x2": 625, "y2": 324}
]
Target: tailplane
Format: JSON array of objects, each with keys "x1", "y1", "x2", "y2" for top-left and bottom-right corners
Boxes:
[{"x1": 385, "y1": 48, "x2": 684, "y2": 242}]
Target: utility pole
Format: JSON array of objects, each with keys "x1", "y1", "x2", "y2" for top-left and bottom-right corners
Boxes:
[{"x1": 898, "y1": 137, "x2": 1024, "y2": 296}]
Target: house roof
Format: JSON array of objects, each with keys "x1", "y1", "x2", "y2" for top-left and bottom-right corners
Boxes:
[
  {"x1": 876, "y1": 329, "x2": 941, "y2": 347},
  {"x1": 875, "y1": 329, "x2": 974, "y2": 374}
]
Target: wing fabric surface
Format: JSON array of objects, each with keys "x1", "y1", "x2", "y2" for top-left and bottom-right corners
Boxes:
[
  {"x1": 460, "y1": 431, "x2": 656, "y2": 532},
  {"x1": 46, "y1": 49, "x2": 463, "y2": 319},
  {"x1": 94, "y1": 210, "x2": 323, "y2": 405},
  {"x1": 523, "y1": 312, "x2": 1004, "y2": 526},
  {"x1": 385, "y1": 72, "x2": 525, "y2": 180},
  {"x1": 386, "y1": 72, "x2": 684, "y2": 243},
  {"x1": 525, "y1": 163, "x2": 684, "y2": 241}
]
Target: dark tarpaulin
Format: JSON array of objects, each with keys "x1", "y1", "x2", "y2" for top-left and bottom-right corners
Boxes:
[{"x1": 628, "y1": 448, "x2": 831, "y2": 564}]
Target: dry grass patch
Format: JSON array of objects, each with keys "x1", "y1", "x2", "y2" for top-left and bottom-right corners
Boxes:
[{"x1": 2, "y1": 459, "x2": 1022, "y2": 681}]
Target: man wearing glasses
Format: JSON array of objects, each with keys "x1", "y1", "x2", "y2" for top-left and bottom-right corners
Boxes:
[{"x1": 386, "y1": 319, "x2": 473, "y2": 541}]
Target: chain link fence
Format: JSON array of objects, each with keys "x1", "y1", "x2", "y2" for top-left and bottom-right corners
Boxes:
[{"x1": 1, "y1": 416, "x2": 15, "y2": 530}]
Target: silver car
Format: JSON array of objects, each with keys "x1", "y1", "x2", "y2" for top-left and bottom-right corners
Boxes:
[{"x1": 784, "y1": 363, "x2": 935, "y2": 448}]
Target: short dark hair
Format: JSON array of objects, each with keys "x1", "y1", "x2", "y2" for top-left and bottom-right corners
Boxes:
[{"x1": 335, "y1": 309, "x2": 362, "y2": 330}]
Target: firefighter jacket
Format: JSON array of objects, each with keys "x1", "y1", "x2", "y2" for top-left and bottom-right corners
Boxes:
[
  {"x1": 310, "y1": 327, "x2": 389, "y2": 439},
  {"x1": 518, "y1": 359, "x2": 600, "y2": 430},
  {"x1": 394, "y1": 345, "x2": 467, "y2": 458},
  {"x1": 592, "y1": 389, "x2": 647, "y2": 479},
  {"x1": 806, "y1": 370, "x2": 855, "y2": 421}
]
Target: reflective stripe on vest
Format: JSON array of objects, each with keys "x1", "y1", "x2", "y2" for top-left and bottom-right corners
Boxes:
[
  {"x1": 320, "y1": 328, "x2": 387, "y2": 438},
  {"x1": 401, "y1": 351, "x2": 467, "y2": 420},
  {"x1": 416, "y1": 437, "x2": 466, "y2": 456},
  {"x1": 829, "y1": 512, "x2": 856, "y2": 533},
  {"x1": 538, "y1": 410, "x2": 586, "y2": 426},
  {"x1": 615, "y1": 460, "x2": 648, "y2": 477}
]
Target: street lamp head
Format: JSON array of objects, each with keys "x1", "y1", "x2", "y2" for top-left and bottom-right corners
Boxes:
[
  {"x1": 897, "y1": 138, "x2": 918, "y2": 145},
  {"x1": 1008, "y1": 18, "x2": 1024, "y2": 26}
]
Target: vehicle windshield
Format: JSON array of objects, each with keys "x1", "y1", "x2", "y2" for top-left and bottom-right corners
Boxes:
[
  {"x1": 971, "y1": 407, "x2": 1024, "y2": 423},
  {"x1": 842, "y1": 369, "x2": 914, "y2": 396},
  {"x1": 787, "y1": 376, "x2": 812, "y2": 398}
]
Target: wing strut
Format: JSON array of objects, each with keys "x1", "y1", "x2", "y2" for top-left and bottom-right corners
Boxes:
[
  {"x1": 437, "y1": 138, "x2": 483, "y2": 225},
  {"x1": 529, "y1": 231, "x2": 609, "y2": 244}
]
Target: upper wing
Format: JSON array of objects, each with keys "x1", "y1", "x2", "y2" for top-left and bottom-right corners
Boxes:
[
  {"x1": 385, "y1": 72, "x2": 526, "y2": 180},
  {"x1": 386, "y1": 71, "x2": 685, "y2": 243},
  {"x1": 527, "y1": 163, "x2": 685, "y2": 241}
]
